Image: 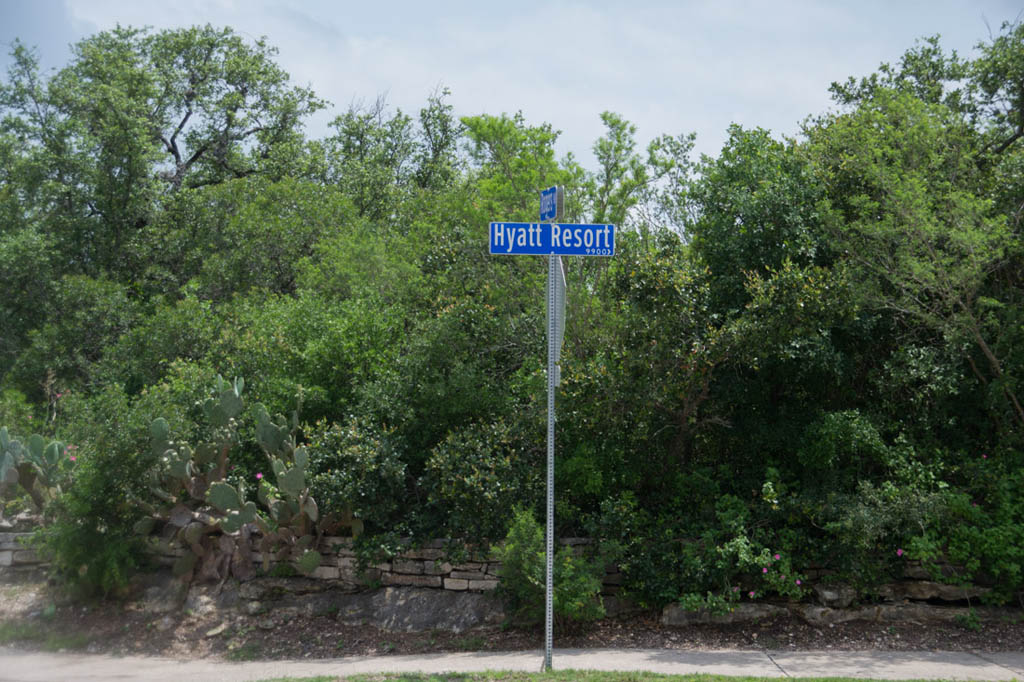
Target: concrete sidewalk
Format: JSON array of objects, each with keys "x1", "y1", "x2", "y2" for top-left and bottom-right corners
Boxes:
[{"x1": 2, "y1": 647, "x2": 1023, "y2": 681}]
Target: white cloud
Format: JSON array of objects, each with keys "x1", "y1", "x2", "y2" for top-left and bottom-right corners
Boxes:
[{"x1": 5, "y1": 0, "x2": 1022, "y2": 167}]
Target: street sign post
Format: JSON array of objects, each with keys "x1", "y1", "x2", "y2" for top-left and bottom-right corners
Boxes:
[{"x1": 488, "y1": 187, "x2": 615, "y2": 672}]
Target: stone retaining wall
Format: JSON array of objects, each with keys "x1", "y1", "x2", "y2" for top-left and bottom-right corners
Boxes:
[
  {"x1": 0, "y1": 529, "x2": 998, "y2": 609},
  {"x1": 0, "y1": 532, "x2": 39, "y2": 569},
  {"x1": 144, "y1": 535, "x2": 620, "y2": 594}
]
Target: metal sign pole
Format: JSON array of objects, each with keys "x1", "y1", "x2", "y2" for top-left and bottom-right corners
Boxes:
[
  {"x1": 489, "y1": 184, "x2": 613, "y2": 673},
  {"x1": 545, "y1": 253, "x2": 556, "y2": 672}
]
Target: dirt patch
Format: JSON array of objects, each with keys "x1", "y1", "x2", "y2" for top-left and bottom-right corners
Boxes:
[{"x1": 2, "y1": 574, "x2": 1022, "y2": 661}]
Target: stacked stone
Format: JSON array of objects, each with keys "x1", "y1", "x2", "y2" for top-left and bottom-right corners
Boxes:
[
  {"x1": 0, "y1": 532, "x2": 38, "y2": 569},
  {"x1": 311, "y1": 538, "x2": 501, "y2": 591}
]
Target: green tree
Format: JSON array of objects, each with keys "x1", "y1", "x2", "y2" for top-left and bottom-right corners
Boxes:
[
  {"x1": 807, "y1": 88, "x2": 1021, "y2": 428},
  {"x1": 687, "y1": 125, "x2": 833, "y2": 314},
  {"x1": 0, "y1": 25, "x2": 324, "y2": 277}
]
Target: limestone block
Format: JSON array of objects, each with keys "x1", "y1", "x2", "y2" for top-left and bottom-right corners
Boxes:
[
  {"x1": 876, "y1": 580, "x2": 989, "y2": 602},
  {"x1": 813, "y1": 583, "x2": 858, "y2": 608},
  {"x1": 452, "y1": 562, "x2": 483, "y2": 572},
  {"x1": 444, "y1": 578, "x2": 469, "y2": 591},
  {"x1": 334, "y1": 586, "x2": 505, "y2": 632},
  {"x1": 466, "y1": 579, "x2": 499, "y2": 591},
  {"x1": 449, "y1": 570, "x2": 487, "y2": 581},
  {"x1": 0, "y1": 533, "x2": 29, "y2": 550},
  {"x1": 322, "y1": 536, "x2": 356, "y2": 557},
  {"x1": 793, "y1": 603, "x2": 977, "y2": 625},
  {"x1": 0, "y1": 551, "x2": 12, "y2": 567},
  {"x1": 312, "y1": 565, "x2": 341, "y2": 580},
  {"x1": 422, "y1": 561, "x2": 452, "y2": 576},
  {"x1": 360, "y1": 567, "x2": 382, "y2": 583},
  {"x1": 381, "y1": 573, "x2": 443, "y2": 588},
  {"x1": 793, "y1": 604, "x2": 870, "y2": 625},
  {"x1": 11, "y1": 549, "x2": 38, "y2": 565},
  {"x1": 392, "y1": 559, "x2": 425, "y2": 575}
]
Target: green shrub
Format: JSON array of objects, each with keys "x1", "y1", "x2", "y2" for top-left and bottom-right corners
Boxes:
[
  {"x1": 423, "y1": 420, "x2": 542, "y2": 544},
  {"x1": 818, "y1": 479, "x2": 951, "y2": 590},
  {"x1": 797, "y1": 410, "x2": 890, "y2": 490},
  {"x1": 35, "y1": 363, "x2": 221, "y2": 595},
  {"x1": 590, "y1": 490, "x2": 808, "y2": 610},
  {"x1": 35, "y1": 385, "x2": 154, "y2": 596},
  {"x1": 0, "y1": 389, "x2": 36, "y2": 439},
  {"x1": 9, "y1": 275, "x2": 139, "y2": 402},
  {"x1": 306, "y1": 417, "x2": 406, "y2": 533},
  {"x1": 491, "y1": 508, "x2": 604, "y2": 626},
  {"x1": 939, "y1": 467, "x2": 1024, "y2": 602}
]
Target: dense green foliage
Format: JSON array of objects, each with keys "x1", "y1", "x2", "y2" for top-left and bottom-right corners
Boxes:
[
  {"x1": 492, "y1": 509, "x2": 605, "y2": 626},
  {"x1": 2, "y1": 23, "x2": 1024, "y2": 605}
]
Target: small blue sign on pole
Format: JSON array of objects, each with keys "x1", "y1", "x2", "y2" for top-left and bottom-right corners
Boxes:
[
  {"x1": 540, "y1": 186, "x2": 562, "y2": 221},
  {"x1": 490, "y1": 222, "x2": 615, "y2": 256}
]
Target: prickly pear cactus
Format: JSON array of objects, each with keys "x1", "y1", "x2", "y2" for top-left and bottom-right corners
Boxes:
[
  {"x1": 252, "y1": 404, "x2": 330, "y2": 574},
  {"x1": 0, "y1": 426, "x2": 69, "y2": 510},
  {"x1": 136, "y1": 378, "x2": 329, "y2": 581},
  {"x1": 136, "y1": 376, "x2": 256, "y2": 583},
  {"x1": 0, "y1": 427, "x2": 22, "y2": 486}
]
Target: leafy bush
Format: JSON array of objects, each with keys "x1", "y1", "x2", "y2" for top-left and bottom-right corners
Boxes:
[
  {"x1": 935, "y1": 467, "x2": 1024, "y2": 602},
  {"x1": 423, "y1": 420, "x2": 542, "y2": 543},
  {"x1": 491, "y1": 508, "x2": 604, "y2": 626},
  {"x1": 306, "y1": 417, "x2": 406, "y2": 534},
  {"x1": 797, "y1": 410, "x2": 890, "y2": 488},
  {"x1": 817, "y1": 480, "x2": 951, "y2": 590},
  {"x1": 34, "y1": 385, "x2": 155, "y2": 596},
  {"x1": 591, "y1": 490, "x2": 807, "y2": 610},
  {"x1": 34, "y1": 363, "x2": 222, "y2": 595},
  {"x1": 9, "y1": 275, "x2": 139, "y2": 401}
]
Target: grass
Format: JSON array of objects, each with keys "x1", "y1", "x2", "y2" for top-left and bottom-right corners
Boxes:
[
  {"x1": 254, "y1": 674, "x2": 954, "y2": 682},
  {"x1": 0, "y1": 620, "x2": 91, "y2": 651}
]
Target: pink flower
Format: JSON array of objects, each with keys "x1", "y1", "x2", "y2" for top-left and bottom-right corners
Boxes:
[
  {"x1": 69, "y1": 456, "x2": 76, "y2": 462},
  {"x1": 781, "y1": 575, "x2": 786, "y2": 580},
  {"x1": 796, "y1": 579, "x2": 802, "y2": 585},
  {"x1": 773, "y1": 553, "x2": 780, "y2": 560},
  {"x1": 896, "y1": 548, "x2": 904, "y2": 557},
  {"x1": 748, "y1": 591, "x2": 755, "y2": 598},
  {"x1": 256, "y1": 472, "x2": 263, "y2": 480},
  {"x1": 762, "y1": 567, "x2": 768, "y2": 573},
  {"x1": 732, "y1": 586, "x2": 739, "y2": 592},
  {"x1": 982, "y1": 454, "x2": 988, "y2": 459}
]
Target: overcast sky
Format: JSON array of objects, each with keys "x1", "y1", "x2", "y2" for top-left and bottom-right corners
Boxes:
[{"x1": 2, "y1": 1, "x2": 1022, "y2": 167}]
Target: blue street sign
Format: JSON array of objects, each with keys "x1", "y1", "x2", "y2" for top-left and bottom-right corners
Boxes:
[
  {"x1": 490, "y1": 222, "x2": 615, "y2": 256},
  {"x1": 540, "y1": 186, "x2": 560, "y2": 221}
]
